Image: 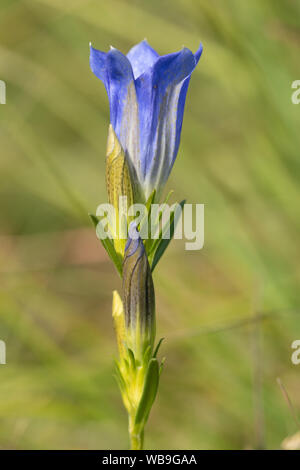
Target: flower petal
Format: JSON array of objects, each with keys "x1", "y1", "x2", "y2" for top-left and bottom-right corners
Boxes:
[
  {"x1": 134, "y1": 46, "x2": 201, "y2": 198},
  {"x1": 90, "y1": 45, "x2": 134, "y2": 135},
  {"x1": 170, "y1": 43, "x2": 203, "y2": 178},
  {"x1": 90, "y1": 42, "x2": 203, "y2": 202},
  {"x1": 90, "y1": 45, "x2": 141, "y2": 188},
  {"x1": 89, "y1": 45, "x2": 108, "y2": 83},
  {"x1": 194, "y1": 42, "x2": 203, "y2": 65},
  {"x1": 127, "y1": 40, "x2": 159, "y2": 79}
]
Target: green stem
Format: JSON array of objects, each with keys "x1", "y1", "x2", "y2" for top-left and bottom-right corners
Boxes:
[{"x1": 129, "y1": 416, "x2": 144, "y2": 450}]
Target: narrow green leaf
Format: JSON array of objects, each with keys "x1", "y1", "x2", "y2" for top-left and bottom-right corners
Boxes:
[
  {"x1": 99, "y1": 236, "x2": 123, "y2": 277},
  {"x1": 146, "y1": 189, "x2": 156, "y2": 212},
  {"x1": 152, "y1": 190, "x2": 173, "y2": 228},
  {"x1": 150, "y1": 200, "x2": 185, "y2": 271},
  {"x1": 146, "y1": 190, "x2": 173, "y2": 254},
  {"x1": 153, "y1": 337, "x2": 164, "y2": 358},
  {"x1": 134, "y1": 358, "x2": 159, "y2": 428},
  {"x1": 148, "y1": 198, "x2": 183, "y2": 257},
  {"x1": 114, "y1": 360, "x2": 126, "y2": 392},
  {"x1": 127, "y1": 347, "x2": 136, "y2": 371},
  {"x1": 143, "y1": 344, "x2": 152, "y2": 366},
  {"x1": 139, "y1": 189, "x2": 156, "y2": 246},
  {"x1": 89, "y1": 214, "x2": 123, "y2": 276},
  {"x1": 89, "y1": 213, "x2": 99, "y2": 228},
  {"x1": 123, "y1": 358, "x2": 130, "y2": 373}
]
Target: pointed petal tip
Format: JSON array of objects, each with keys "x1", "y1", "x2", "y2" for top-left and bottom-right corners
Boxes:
[
  {"x1": 107, "y1": 46, "x2": 126, "y2": 59},
  {"x1": 175, "y1": 46, "x2": 195, "y2": 65},
  {"x1": 194, "y1": 42, "x2": 203, "y2": 64},
  {"x1": 179, "y1": 43, "x2": 203, "y2": 65},
  {"x1": 127, "y1": 40, "x2": 159, "y2": 78},
  {"x1": 89, "y1": 43, "x2": 120, "y2": 54}
]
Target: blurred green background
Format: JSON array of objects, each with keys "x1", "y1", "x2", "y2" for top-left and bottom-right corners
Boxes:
[{"x1": 0, "y1": 0, "x2": 300, "y2": 450}]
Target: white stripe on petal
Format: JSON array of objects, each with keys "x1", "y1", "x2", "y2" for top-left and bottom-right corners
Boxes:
[
  {"x1": 144, "y1": 80, "x2": 184, "y2": 200},
  {"x1": 118, "y1": 82, "x2": 143, "y2": 199}
]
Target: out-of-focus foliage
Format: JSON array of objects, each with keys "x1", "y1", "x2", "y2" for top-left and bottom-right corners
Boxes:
[{"x1": 0, "y1": 0, "x2": 300, "y2": 449}]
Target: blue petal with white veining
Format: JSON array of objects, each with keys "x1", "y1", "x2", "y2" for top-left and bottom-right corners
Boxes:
[
  {"x1": 135, "y1": 45, "x2": 203, "y2": 197},
  {"x1": 126, "y1": 40, "x2": 159, "y2": 79},
  {"x1": 90, "y1": 46, "x2": 135, "y2": 138},
  {"x1": 90, "y1": 41, "x2": 203, "y2": 201}
]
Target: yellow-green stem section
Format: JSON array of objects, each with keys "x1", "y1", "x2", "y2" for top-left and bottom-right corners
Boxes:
[{"x1": 129, "y1": 415, "x2": 144, "y2": 450}]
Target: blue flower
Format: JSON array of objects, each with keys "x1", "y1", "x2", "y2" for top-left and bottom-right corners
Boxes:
[{"x1": 90, "y1": 40, "x2": 203, "y2": 201}]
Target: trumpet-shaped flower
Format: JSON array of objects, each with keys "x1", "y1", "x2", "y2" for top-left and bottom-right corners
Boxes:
[{"x1": 90, "y1": 40, "x2": 203, "y2": 201}]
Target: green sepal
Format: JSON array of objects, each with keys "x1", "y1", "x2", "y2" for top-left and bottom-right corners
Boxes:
[
  {"x1": 89, "y1": 213, "x2": 99, "y2": 228},
  {"x1": 127, "y1": 347, "x2": 136, "y2": 371},
  {"x1": 143, "y1": 189, "x2": 156, "y2": 227},
  {"x1": 139, "y1": 189, "x2": 156, "y2": 250},
  {"x1": 134, "y1": 358, "x2": 159, "y2": 429},
  {"x1": 147, "y1": 195, "x2": 181, "y2": 257},
  {"x1": 146, "y1": 188, "x2": 156, "y2": 210},
  {"x1": 145, "y1": 190, "x2": 172, "y2": 254},
  {"x1": 114, "y1": 360, "x2": 126, "y2": 394},
  {"x1": 150, "y1": 200, "x2": 185, "y2": 271},
  {"x1": 143, "y1": 344, "x2": 152, "y2": 366},
  {"x1": 153, "y1": 337, "x2": 164, "y2": 358},
  {"x1": 89, "y1": 213, "x2": 122, "y2": 277}
]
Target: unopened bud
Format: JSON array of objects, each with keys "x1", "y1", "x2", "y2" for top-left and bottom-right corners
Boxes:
[{"x1": 122, "y1": 224, "x2": 155, "y2": 361}]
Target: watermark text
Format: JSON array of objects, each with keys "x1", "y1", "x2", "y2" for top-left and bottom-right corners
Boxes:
[
  {"x1": 0, "y1": 80, "x2": 6, "y2": 104},
  {"x1": 291, "y1": 80, "x2": 300, "y2": 104},
  {"x1": 291, "y1": 340, "x2": 300, "y2": 365},
  {"x1": 96, "y1": 199, "x2": 204, "y2": 251},
  {"x1": 0, "y1": 340, "x2": 6, "y2": 364}
]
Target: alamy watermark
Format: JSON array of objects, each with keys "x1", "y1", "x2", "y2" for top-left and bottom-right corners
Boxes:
[
  {"x1": 0, "y1": 80, "x2": 6, "y2": 104},
  {"x1": 0, "y1": 340, "x2": 6, "y2": 364},
  {"x1": 291, "y1": 340, "x2": 300, "y2": 365},
  {"x1": 96, "y1": 198, "x2": 204, "y2": 250},
  {"x1": 291, "y1": 80, "x2": 300, "y2": 104}
]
